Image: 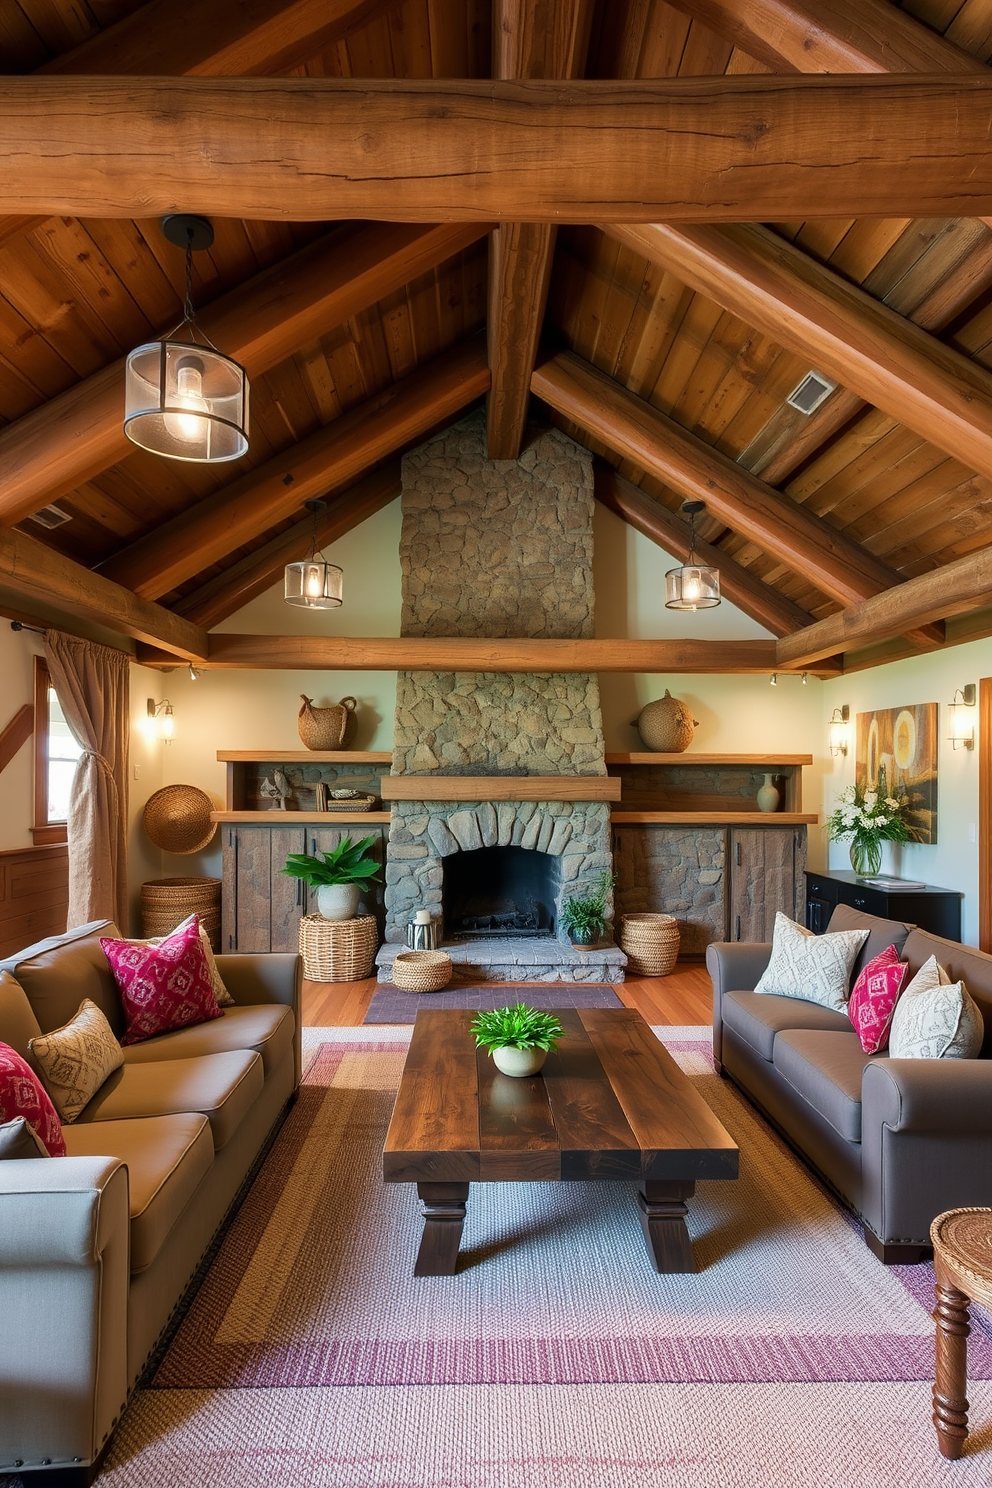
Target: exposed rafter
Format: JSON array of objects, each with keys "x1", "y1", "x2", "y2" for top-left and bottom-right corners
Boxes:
[
  {"x1": 4, "y1": 76, "x2": 992, "y2": 222},
  {"x1": 98, "y1": 336, "x2": 490, "y2": 600}
]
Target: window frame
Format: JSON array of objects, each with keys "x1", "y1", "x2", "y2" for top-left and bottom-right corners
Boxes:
[{"x1": 32, "y1": 656, "x2": 70, "y2": 846}]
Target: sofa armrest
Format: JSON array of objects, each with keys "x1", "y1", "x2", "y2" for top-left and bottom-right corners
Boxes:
[
  {"x1": 216, "y1": 953, "x2": 303, "y2": 1087},
  {"x1": 705, "y1": 942, "x2": 772, "y2": 1067},
  {"x1": 0, "y1": 1157, "x2": 130, "y2": 1474},
  {"x1": 863, "y1": 1057, "x2": 992, "y2": 1136}
]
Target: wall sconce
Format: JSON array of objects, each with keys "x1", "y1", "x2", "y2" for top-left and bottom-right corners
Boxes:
[
  {"x1": 148, "y1": 698, "x2": 175, "y2": 743},
  {"x1": 770, "y1": 673, "x2": 777, "y2": 687},
  {"x1": 948, "y1": 684, "x2": 977, "y2": 750},
  {"x1": 828, "y1": 704, "x2": 850, "y2": 757}
]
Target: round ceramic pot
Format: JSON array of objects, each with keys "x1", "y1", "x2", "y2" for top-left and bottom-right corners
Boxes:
[
  {"x1": 316, "y1": 883, "x2": 361, "y2": 921},
  {"x1": 492, "y1": 1045, "x2": 548, "y2": 1078}
]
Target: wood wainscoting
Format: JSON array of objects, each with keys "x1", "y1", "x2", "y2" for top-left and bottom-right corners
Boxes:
[{"x1": 0, "y1": 843, "x2": 68, "y2": 958}]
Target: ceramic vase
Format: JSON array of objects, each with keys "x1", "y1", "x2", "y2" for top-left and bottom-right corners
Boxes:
[
  {"x1": 849, "y1": 837, "x2": 882, "y2": 878},
  {"x1": 756, "y1": 773, "x2": 781, "y2": 813},
  {"x1": 492, "y1": 1045, "x2": 548, "y2": 1078},
  {"x1": 316, "y1": 883, "x2": 361, "y2": 921}
]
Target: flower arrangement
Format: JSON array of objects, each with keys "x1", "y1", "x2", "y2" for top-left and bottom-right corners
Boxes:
[{"x1": 824, "y1": 765, "x2": 911, "y2": 878}]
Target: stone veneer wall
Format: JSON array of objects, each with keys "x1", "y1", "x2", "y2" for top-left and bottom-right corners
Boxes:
[{"x1": 384, "y1": 411, "x2": 612, "y2": 943}]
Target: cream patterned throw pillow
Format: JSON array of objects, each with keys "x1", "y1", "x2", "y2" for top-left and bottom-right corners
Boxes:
[
  {"x1": 753, "y1": 912, "x2": 870, "y2": 1012},
  {"x1": 888, "y1": 955, "x2": 984, "y2": 1060},
  {"x1": 28, "y1": 998, "x2": 124, "y2": 1122}
]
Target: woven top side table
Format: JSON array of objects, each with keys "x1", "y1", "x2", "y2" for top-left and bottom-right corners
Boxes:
[
  {"x1": 931, "y1": 1207, "x2": 992, "y2": 1460},
  {"x1": 298, "y1": 914, "x2": 378, "y2": 983}
]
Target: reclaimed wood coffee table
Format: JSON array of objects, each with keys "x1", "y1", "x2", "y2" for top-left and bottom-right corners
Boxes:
[{"x1": 383, "y1": 1006, "x2": 738, "y2": 1275}]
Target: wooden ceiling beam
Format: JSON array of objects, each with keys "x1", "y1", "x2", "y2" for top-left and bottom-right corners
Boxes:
[
  {"x1": 175, "y1": 461, "x2": 402, "y2": 630},
  {"x1": 4, "y1": 76, "x2": 992, "y2": 223},
  {"x1": 603, "y1": 221, "x2": 992, "y2": 488},
  {"x1": 0, "y1": 220, "x2": 488, "y2": 527},
  {"x1": 98, "y1": 335, "x2": 490, "y2": 601},
  {"x1": 778, "y1": 545, "x2": 992, "y2": 668},
  {"x1": 532, "y1": 350, "x2": 942, "y2": 651},
  {"x1": 486, "y1": 0, "x2": 593, "y2": 460},
  {"x1": 0, "y1": 526, "x2": 208, "y2": 661},
  {"x1": 593, "y1": 464, "x2": 818, "y2": 640},
  {"x1": 664, "y1": 0, "x2": 988, "y2": 76}
]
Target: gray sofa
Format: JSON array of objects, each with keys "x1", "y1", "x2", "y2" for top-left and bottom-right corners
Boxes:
[
  {"x1": 706, "y1": 905, "x2": 992, "y2": 1263},
  {"x1": 0, "y1": 919, "x2": 302, "y2": 1482}
]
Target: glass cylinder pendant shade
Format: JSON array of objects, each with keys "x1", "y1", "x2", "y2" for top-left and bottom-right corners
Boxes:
[
  {"x1": 284, "y1": 558, "x2": 343, "y2": 609},
  {"x1": 124, "y1": 339, "x2": 249, "y2": 463},
  {"x1": 665, "y1": 562, "x2": 721, "y2": 610}
]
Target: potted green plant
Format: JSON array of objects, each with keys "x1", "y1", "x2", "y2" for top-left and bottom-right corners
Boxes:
[
  {"x1": 471, "y1": 1003, "x2": 564, "y2": 1078},
  {"x1": 824, "y1": 764, "x2": 912, "y2": 878},
  {"x1": 558, "y1": 870, "x2": 616, "y2": 947},
  {"x1": 281, "y1": 834, "x2": 383, "y2": 921}
]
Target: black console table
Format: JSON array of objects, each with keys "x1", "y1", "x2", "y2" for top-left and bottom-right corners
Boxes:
[{"x1": 805, "y1": 869, "x2": 962, "y2": 942}]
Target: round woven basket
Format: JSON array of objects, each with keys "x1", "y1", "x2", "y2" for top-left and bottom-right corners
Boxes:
[
  {"x1": 391, "y1": 949, "x2": 452, "y2": 993},
  {"x1": 143, "y1": 784, "x2": 217, "y2": 854},
  {"x1": 141, "y1": 877, "x2": 222, "y2": 951},
  {"x1": 619, "y1": 913, "x2": 680, "y2": 977},
  {"x1": 299, "y1": 914, "x2": 378, "y2": 982}
]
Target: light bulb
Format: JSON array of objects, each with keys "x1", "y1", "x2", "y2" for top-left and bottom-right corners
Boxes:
[
  {"x1": 304, "y1": 564, "x2": 323, "y2": 600},
  {"x1": 164, "y1": 357, "x2": 207, "y2": 441},
  {"x1": 683, "y1": 572, "x2": 701, "y2": 602}
]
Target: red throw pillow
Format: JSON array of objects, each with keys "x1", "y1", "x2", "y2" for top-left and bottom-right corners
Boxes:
[
  {"x1": 0, "y1": 1041, "x2": 66, "y2": 1156},
  {"x1": 848, "y1": 944, "x2": 909, "y2": 1055},
  {"x1": 102, "y1": 917, "x2": 223, "y2": 1047}
]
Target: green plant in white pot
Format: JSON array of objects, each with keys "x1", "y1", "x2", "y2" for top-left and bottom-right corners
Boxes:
[
  {"x1": 471, "y1": 1003, "x2": 564, "y2": 1078},
  {"x1": 281, "y1": 835, "x2": 382, "y2": 921}
]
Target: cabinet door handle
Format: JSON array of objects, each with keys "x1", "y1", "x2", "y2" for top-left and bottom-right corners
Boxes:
[
  {"x1": 735, "y1": 915, "x2": 741, "y2": 941},
  {"x1": 296, "y1": 878, "x2": 302, "y2": 907},
  {"x1": 853, "y1": 895, "x2": 866, "y2": 908},
  {"x1": 735, "y1": 841, "x2": 741, "y2": 868}
]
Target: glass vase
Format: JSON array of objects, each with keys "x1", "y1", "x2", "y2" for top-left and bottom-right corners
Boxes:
[{"x1": 849, "y1": 836, "x2": 882, "y2": 878}]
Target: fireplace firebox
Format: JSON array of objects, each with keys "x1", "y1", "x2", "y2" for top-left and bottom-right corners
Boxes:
[{"x1": 442, "y1": 846, "x2": 560, "y2": 938}]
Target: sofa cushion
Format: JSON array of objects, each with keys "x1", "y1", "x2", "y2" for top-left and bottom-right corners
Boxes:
[
  {"x1": 102, "y1": 921, "x2": 222, "y2": 1046},
  {"x1": 75, "y1": 1050, "x2": 263, "y2": 1152},
  {"x1": 120, "y1": 1002, "x2": 294, "y2": 1077},
  {"x1": 63, "y1": 1113, "x2": 213, "y2": 1273},
  {"x1": 132, "y1": 914, "x2": 234, "y2": 1008},
  {"x1": 0, "y1": 1041, "x2": 66, "y2": 1155},
  {"x1": 889, "y1": 955, "x2": 984, "y2": 1060},
  {"x1": 753, "y1": 912, "x2": 869, "y2": 1012},
  {"x1": 826, "y1": 904, "x2": 914, "y2": 981},
  {"x1": 772, "y1": 1030, "x2": 874, "y2": 1143},
  {"x1": 722, "y1": 990, "x2": 851, "y2": 1063},
  {"x1": 0, "y1": 920, "x2": 125, "y2": 1037},
  {"x1": 0, "y1": 970, "x2": 43, "y2": 1065},
  {"x1": 28, "y1": 998, "x2": 124, "y2": 1123}
]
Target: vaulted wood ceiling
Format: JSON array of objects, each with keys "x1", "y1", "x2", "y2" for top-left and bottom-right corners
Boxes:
[{"x1": 2, "y1": 0, "x2": 992, "y2": 674}]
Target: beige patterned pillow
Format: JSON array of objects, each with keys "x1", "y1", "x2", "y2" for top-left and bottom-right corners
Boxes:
[
  {"x1": 888, "y1": 955, "x2": 984, "y2": 1059},
  {"x1": 28, "y1": 998, "x2": 124, "y2": 1122},
  {"x1": 753, "y1": 912, "x2": 869, "y2": 1012},
  {"x1": 144, "y1": 916, "x2": 234, "y2": 1008}
]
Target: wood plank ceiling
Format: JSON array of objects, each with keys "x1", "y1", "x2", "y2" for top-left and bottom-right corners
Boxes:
[{"x1": 1, "y1": 0, "x2": 992, "y2": 672}]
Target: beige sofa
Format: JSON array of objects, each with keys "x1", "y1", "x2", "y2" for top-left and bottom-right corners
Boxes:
[{"x1": 0, "y1": 919, "x2": 302, "y2": 1483}]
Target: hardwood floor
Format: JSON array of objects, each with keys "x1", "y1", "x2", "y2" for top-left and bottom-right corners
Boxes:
[{"x1": 302, "y1": 958, "x2": 714, "y2": 1028}]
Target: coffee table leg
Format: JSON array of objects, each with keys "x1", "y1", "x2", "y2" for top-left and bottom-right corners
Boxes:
[
  {"x1": 638, "y1": 1180, "x2": 696, "y2": 1273},
  {"x1": 414, "y1": 1182, "x2": 469, "y2": 1275}
]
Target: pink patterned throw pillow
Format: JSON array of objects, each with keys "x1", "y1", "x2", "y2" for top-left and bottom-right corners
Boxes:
[
  {"x1": 101, "y1": 917, "x2": 223, "y2": 1046},
  {"x1": 0, "y1": 1041, "x2": 66, "y2": 1155},
  {"x1": 847, "y1": 944, "x2": 908, "y2": 1055}
]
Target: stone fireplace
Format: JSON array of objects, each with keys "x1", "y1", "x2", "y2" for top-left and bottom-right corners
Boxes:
[
  {"x1": 442, "y1": 845, "x2": 558, "y2": 937},
  {"x1": 376, "y1": 410, "x2": 624, "y2": 983}
]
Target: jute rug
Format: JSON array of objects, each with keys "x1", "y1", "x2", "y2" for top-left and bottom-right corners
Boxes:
[{"x1": 92, "y1": 1027, "x2": 992, "y2": 1487}]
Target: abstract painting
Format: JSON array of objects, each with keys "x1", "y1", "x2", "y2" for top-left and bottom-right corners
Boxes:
[{"x1": 856, "y1": 703, "x2": 938, "y2": 843}]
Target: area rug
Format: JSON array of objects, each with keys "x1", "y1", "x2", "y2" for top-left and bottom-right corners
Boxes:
[
  {"x1": 363, "y1": 982, "x2": 623, "y2": 1024},
  {"x1": 91, "y1": 1028, "x2": 992, "y2": 1487}
]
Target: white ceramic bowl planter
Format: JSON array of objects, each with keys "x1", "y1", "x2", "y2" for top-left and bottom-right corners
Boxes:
[
  {"x1": 316, "y1": 883, "x2": 361, "y2": 921},
  {"x1": 492, "y1": 1045, "x2": 548, "y2": 1078}
]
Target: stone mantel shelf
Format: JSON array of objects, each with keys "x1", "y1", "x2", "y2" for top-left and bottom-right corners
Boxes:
[
  {"x1": 611, "y1": 811, "x2": 818, "y2": 824},
  {"x1": 211, "y1": 810, "x2": 390, "y2": 823},
  {"x1": 380, "y1": 776, "x2": 621, "y2": 802},
  {"x1": 605, "y1": 753, "x2": 813, "y2": 765}
]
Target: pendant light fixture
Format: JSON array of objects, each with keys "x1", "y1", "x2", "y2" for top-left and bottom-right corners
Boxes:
[
  {"x1": 284, "y1": 500, "x2": 343, "y2": 609},
  {"x1": 124, "y1": 215, "x2": 249, "y2": 463},
  {"x1": 665, "y1": 500, "x2": 721, "y2": 610}
]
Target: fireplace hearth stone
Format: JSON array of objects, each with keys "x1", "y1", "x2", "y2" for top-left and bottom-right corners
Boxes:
[{"x1": 375, "y1": 935, "x2": 626, "y2": 985}]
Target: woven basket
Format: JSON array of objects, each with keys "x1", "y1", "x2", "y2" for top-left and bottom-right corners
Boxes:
[
  {"x1": 298, "y1": 914, "x2": 378, "y2": 982},
  {"x1": 619, "y1": 913, "x2": 680, "y2": 977},
  {"x1": 391, "y1": 949, "x2": 452, "y2": 993},
  {"x1": 141, "y1": 877, "x2": 222, "y2": 951},
  {"x1": 298, "y1": 695, "x2": 356, "y2": 751},
  {"x1": 143, "y1": 784, "x2": 217, "y2": 854}
]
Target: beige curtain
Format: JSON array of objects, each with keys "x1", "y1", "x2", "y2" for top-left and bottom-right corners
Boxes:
[{"x1": 44, "y1": 631, "x2": 130, "y2": 929}]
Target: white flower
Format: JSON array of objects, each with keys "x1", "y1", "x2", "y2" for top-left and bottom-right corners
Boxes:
[{"x1": 885, "y1": 797, "x2": 898, "y2": 809}]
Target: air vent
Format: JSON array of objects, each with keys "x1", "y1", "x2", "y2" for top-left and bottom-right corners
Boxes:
[
  {"x1": 786, "y1": 372, "x2": 836, "y2": 415},
  {"x1": 27, "y1": 504, "x2": 72, "y2": 530}
]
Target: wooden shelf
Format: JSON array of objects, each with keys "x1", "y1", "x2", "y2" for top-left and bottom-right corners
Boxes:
[
  {"x1": 611, "y1": 811, "x2": 818, "y2": 824},
  {"x1": 217, "y1": 750, "x2": 390, "y2": 763},
  {"x1": 606, "y1": 753, "x2": 813, "y2": 766},
  {"x1": 211, "y1": 810, "x2": 390, "y2": 824},
  {"x1": 381, "y1": 775, "x2": 621, "y2": 802}
]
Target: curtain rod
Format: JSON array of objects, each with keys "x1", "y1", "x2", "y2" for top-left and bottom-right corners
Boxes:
[{"x1": 10, "y1": 620, "x2": 46, "y2": 637}]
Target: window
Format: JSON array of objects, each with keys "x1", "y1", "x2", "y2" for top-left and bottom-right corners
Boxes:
[{"x1": 33, "y1": 657, "x2": 83, "y2": 845}]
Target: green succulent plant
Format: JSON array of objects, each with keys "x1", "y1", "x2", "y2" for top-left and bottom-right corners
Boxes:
[
  {"x1": 280, "y1": 834, "x2": 383, "y2": 889},
  {"x1": 471, "y1": 1003, "x2": 564, "y2": 1055}
]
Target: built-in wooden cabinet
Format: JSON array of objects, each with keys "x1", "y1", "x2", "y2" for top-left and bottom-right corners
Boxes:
[{"x1": 729, "y1": 827, "x2": 807, "y2": 942}]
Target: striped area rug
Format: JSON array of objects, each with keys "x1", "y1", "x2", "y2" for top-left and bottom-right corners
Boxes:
[{"x1": 93, "y1": 1027, "x2": 992, "y2": 1487}]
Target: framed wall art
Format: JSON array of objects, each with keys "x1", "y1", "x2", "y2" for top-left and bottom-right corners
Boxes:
[{"x1": 855, "y1": 703, "x2": 938, "y2": 843}]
